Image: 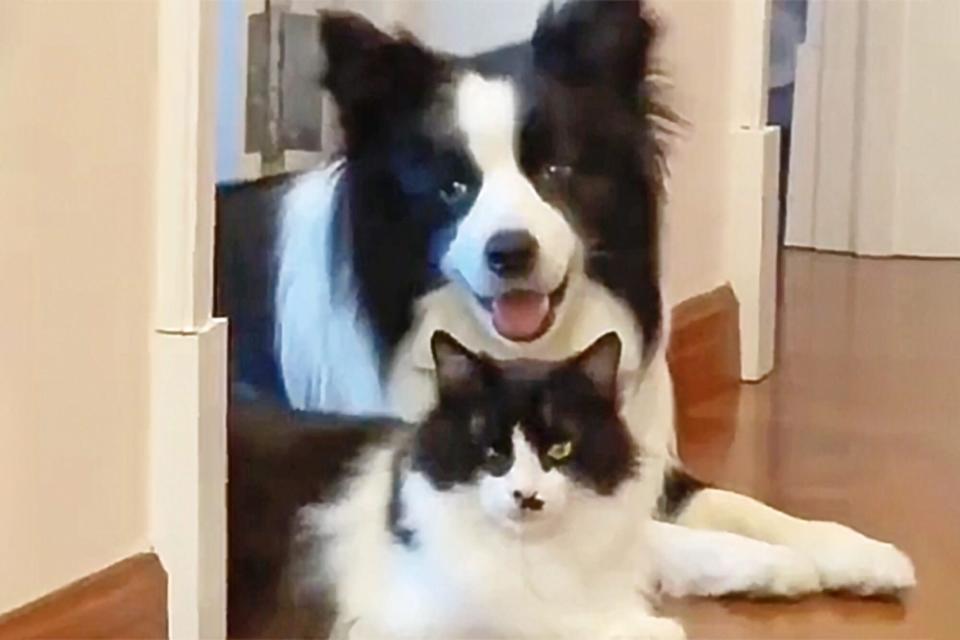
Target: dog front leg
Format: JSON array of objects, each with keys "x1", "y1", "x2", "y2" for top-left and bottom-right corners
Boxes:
[
  {"x1": 648, "y1": 520, "x2": 821, "y2": 598},
  {"x1": 670, "y1": 483, "x2": 916, "y2": 595}
]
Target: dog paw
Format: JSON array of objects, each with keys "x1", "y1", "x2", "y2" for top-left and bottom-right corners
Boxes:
[
  {"x1": 654, "y1": 526, "x2": 820, "y2": 598},
  {"x1": 605, "y1": 615, "x2": 685, "y2": 640},
  {"x1": 754, "y1": 544, "x2": 823, "y2": 598},
  {"x1": 788, "y1": 521, "x2": 916, "y2": 595}
]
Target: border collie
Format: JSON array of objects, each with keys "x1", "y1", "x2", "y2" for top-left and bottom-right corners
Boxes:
[{"x1": 217, "y1": 0, "x2": 914, "y2": 600}]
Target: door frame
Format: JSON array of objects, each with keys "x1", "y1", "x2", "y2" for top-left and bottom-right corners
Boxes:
[
  {"x1": 727, "y1": 0, "x2": 780, "y2": 381},
  {"x1": 151, "y1": 1, "x2": 227, "y2": 638}
]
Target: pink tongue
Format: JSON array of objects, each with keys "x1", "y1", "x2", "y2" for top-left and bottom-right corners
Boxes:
[{"x1": 492, "y1": 291, "x2": 550, "y2": 341}]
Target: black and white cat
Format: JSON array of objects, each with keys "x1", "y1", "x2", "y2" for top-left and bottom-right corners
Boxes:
[{"x1": 228, "y1": 332, "x2": 683, "y2": 639}]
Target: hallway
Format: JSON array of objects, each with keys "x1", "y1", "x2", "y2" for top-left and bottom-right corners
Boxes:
[{"x1": 668, "y1": 250, "x2": 960, "y2": 639}]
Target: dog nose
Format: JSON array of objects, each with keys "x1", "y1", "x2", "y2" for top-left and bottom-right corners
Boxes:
[
  {"x1": 485, "y1": 230, "x2": 538, "y2": 277},
  {"x1": 512, "y1": 490, "x2": 544, "y2": 511}
]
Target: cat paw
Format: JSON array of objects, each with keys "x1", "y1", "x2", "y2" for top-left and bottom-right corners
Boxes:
[
  {"x1": 788, "y1": 521, "x2": 916, "y2": 595},
  {"x1": 605, "y1": 615, "x2": 685, "y2": 640}
]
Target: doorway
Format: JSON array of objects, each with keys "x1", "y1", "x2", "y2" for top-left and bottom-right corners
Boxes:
[{"x1": 783, "y1": 0, "x2": 960, "y2": 257}]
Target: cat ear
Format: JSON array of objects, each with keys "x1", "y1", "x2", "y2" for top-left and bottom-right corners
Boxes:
[
  {"x1": 431, "y1": 331, "x2": 487, "y2": 397},
  {"x1": 572, "y1": 332, "x2": 622, "y2": 402}
]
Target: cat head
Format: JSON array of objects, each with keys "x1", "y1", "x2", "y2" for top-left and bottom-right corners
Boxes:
[{"x1": 411, "y1": 330, "x2": 639, "y2": 534}]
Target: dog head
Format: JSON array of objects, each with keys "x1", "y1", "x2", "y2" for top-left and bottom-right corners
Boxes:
[{"x1": 321, "y1": 1, "x2": 668, "y2": 354}]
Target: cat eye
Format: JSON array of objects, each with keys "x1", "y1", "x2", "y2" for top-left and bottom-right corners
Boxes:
[
  {"x1": 547, "y1": 441, "x2": 573, "y2": 462},
  {"x1": 439, "y1": 180, "x2": 470, "y2": 204},
  {"x1": 484, "y1": 448, "x2": 513, "y2": 477}
]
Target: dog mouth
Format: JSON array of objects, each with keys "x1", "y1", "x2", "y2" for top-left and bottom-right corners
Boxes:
[{"x1": 476, "y1": 278, "x2": 568, "y2": 342}]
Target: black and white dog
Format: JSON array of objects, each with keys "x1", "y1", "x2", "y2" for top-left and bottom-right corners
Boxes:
[{"x1": 217, "y1": 0, "x2": 914, "y2": 599}]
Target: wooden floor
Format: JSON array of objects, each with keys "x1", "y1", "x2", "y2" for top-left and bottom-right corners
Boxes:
[{"x1": 664, "y1": 250, "x2": 960, "y2": 640}]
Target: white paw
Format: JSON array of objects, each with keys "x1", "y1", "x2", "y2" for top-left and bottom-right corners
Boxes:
[
  {"x1": 788, "y1": 521, "x2": 916, "y2": 595},
  {"x1": 606, "y1": 615, "x2": 685, "y2": 640},
  {"x1": 653, "y1": 525, "x2": 820, "y2": 598},
  {"x1": 755, "y1": 544, "x2": 823, "y2": 598}
]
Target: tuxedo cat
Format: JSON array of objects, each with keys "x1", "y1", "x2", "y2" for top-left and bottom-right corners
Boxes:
[{"x1": 228, "y1": 331, "x2": 682, "y2": 639}]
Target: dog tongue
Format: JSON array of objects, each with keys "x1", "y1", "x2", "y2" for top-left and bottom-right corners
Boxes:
[{"x1": 492, "y1": 291, "x2": 550, "y2": 341}]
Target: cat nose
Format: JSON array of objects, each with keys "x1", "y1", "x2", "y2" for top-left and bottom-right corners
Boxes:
[
  {"x1": 512, "y1": 490, "x2": 544, "y2": 511},
  {"x1": 485, "y1": 230, "x2": 538, "y2": 278}
]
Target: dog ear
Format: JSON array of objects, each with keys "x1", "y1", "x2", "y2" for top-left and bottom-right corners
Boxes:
[
  {"x1": 532, "y1": 0, "x2": 656, "y2": 97},
  {"x1": 571, "y1": 332, "x2": 622, "y2": 402},
  {"x1": 319, "y1": 12, "x2": 449, "y2": 151},
  {"x1": 320, "y1": 11, "x2": 394, "y2": 76},
  {"x1": 430, "y1": 331, "x2": 489, "y2": 397}
]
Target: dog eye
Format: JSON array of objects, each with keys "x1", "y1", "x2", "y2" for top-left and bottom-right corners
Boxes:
[
  {"x1": 439, "y1": 180, "x2": 470, "y2": 204},
  {"x1": 469, "y1": 414, "x2": 485, "y2": 438},
  {"x1": 541, "y1": 164, "x2": 573, "y2": 182},
  {"x1": 547, "y1": 441, "x2": 573, "y2": 462}
]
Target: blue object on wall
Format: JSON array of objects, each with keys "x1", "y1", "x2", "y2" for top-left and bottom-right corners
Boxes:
[{"x1": 216, "y1": 0, "x2": 245, "y2": 182}]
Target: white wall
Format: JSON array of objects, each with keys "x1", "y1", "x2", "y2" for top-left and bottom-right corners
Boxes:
[
  {"x1": 650, "y1": 0, "x2": 739, "y2": 304},
  {"x1": 891, "y1": 0, "x2": 960, "y2": 256},
  {"x1": 400, "y1": 0, "x2": 545, "y2": 55},
  {"x1": 0, "y1": 4, "x2": 228, "y2": 633},
  {"x1": 0, "y1": 0, "x2": 155, "y2": 613},
  {"x1": 787, "y1": 0, "x2": 960, "y2": 257}
]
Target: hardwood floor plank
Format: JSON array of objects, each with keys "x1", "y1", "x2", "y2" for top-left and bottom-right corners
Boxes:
[{"x1": 0, "y1": 554, "x2": 167, "y2": 640}]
